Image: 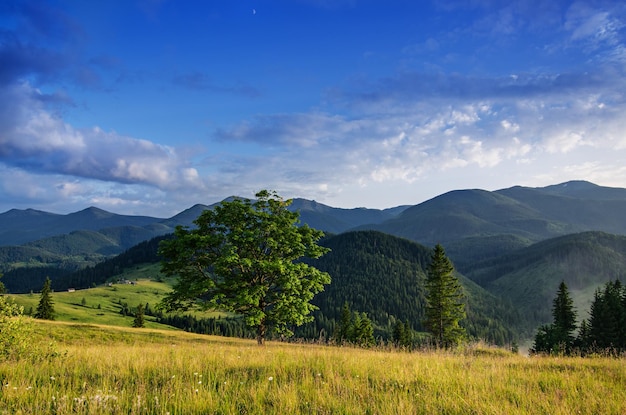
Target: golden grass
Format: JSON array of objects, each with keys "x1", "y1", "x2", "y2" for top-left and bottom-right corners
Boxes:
[{"x1": 1, "y1": 320, "x2": 625, "y2": 414}]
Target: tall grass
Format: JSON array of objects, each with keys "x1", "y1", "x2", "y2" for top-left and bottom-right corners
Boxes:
[{"x1": 1, "y1": 320, "x2": 625, "y2": 414}]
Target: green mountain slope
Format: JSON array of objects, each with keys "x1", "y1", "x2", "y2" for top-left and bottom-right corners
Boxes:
[
  {"x1": 357, "y1": 181, "x2": 626, "y2": 268},
  {"x1": 291, "y1": 199, "x2": 408, "y2": 234},
  {"x1": 465, "y1": 231, "x2": 626, "y2": 331},
  {"x1": 10, "y1": 228, "x2": 626, "y2": 345},
  {"x1": 306, "y1": 231, "x2": 520, "y2": 344},
  {"x1": 497, "y1": 184, "x2": 626, "y2": 235}
]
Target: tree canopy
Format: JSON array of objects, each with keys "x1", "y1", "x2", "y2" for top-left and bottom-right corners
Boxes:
[
  {"x1": 424, "y1": 244, "x2": 466, "y2": 348},
  {"x1": 159, "y1": 190, "x2": 331, "y2": 345}
]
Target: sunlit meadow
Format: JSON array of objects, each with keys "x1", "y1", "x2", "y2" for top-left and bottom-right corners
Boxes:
[
  {"x1": 1, "y1": 320, "x2": 625, "y2": 414},
  {"x1": 0, "y1": 322, "x2": 626, "y2": 414}
]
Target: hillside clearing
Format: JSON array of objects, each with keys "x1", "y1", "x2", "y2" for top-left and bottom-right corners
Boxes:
[{"x1": 1, "y1": 320, "x2": 625, "y2": 414}]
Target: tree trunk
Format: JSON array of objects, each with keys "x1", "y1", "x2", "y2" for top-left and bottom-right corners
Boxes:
[{"x1": 257, "y1": 319, "x2": 266, "y2": 346}]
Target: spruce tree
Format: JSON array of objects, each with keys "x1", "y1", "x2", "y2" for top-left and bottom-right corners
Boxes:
[
  {"x1": 392, "y1": 320, "x2": 412, "y2": 348},
  {"x1": 34, "y1": 277, "x2": 55, "y2": 320},
  {"x1": 589, "y1": 281, "x2": 624, "y2": 352},
  {"x1": 552, "y1": 280, "x2": 577, "y2": 353},
  {"x1": 532, "y1": 281, "x2": 577, "y2": 355},
  {"x1": 354, "y1": 312, "x2": 375, "y2": 347},
  {"x1": 133, "y1": 304, "x2": 145, "y2": 328},
  {"x1": 424, "y1": 244, "x2": 466, "y2": 348},
  {"x1": 334, "y1": 302, "x2": 353, "y2": 344}
]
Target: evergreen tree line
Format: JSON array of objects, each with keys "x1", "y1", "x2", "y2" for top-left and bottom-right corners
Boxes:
[
  {"x1": 157, "y1": 314, "x2": 256, "y2": 339},
  {"x1": 333, "y1": 302, "x2": 376, "y2": 347},
  {"x1": 533, "y1": 280, "x2": 626, "y2": 355}
]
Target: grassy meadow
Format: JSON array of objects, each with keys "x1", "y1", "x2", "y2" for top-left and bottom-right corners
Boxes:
[
  {"x1": 8, "y1": 271, "x2": 224, "y2": 329},
  {"x1": 1, "y1": 319, "x2": 625, "y2": 415}
]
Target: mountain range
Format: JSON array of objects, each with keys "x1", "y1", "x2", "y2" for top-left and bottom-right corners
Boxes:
[{"x1": 2, "y1": 180, "x2": 626, "y2": 342}]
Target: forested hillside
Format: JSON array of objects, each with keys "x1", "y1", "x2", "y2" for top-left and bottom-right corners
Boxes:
[
  {"x1": 304, "y1": 231, "x2": 521, "y2": 344},
  {"x1": 465, "y1": 232, "x2": 626, "y2": 330},
  {"x1": 1, "y1": 235, "x2": 171, "y2": 293}
]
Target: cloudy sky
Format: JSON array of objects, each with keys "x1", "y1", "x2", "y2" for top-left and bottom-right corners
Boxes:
[{"x1": 1, "y1": 0, "x2": 626, "y2": 217}]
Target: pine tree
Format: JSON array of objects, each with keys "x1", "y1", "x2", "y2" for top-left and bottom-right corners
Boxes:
[
  {"x1": 552, "y1": 280, "x2": 577, "y2": 353},
  {"x1": 133, "y1": 304, "x2": 145, "y2": 328},
  {"x1": 532, "y1": 281, "x2": 577, "y2": 355},
  {"x1": 334, "y1": 302, "x2": 353, "y2": 344},
  {"x1": 34, "y1": 277, "x2": 55, "y2": 320},
  {"x1": 353, "y1": 312, "x2": 375, "y2": 347},
  {"x1": 588, "y1": 281, "x2": 624, "y2": 352},
  {"x1": 392, "y1": 320, "x2": 411, "y2": 348},
  {"x1": 574, "y1": 319, "x2": 590, "y2": 352},
  {"x1": 424, "y1": 244, "x2": 466, "y2": 348}
]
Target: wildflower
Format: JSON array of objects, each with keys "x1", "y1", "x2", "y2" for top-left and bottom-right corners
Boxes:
[
  {"x1": 50, "y1": 376, "x2": 56, "y2": 381},
  {"x1": 195, "y1": 389, "x2": 199, "y2": 394},
  {"x1": 268, "y1": 376, "x2": 274, "y2": 381}
]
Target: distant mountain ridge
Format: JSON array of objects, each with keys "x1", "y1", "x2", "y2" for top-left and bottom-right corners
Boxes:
[
  {"x1": 0, "y1": 198, "x2": 409, "y2": 279},
  {"x1": 0, "y1": 206, "x2": 163, "y2": 246},
  {"x1": 358, "y1": 180, "x2": 626, "y2": 266},
  {"x1": 2, "y1": 180, "x2": 625, "y2": 271}
]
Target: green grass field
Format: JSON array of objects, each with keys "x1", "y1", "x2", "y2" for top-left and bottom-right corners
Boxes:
[
  {"x1": 7, "y1": 269, "x2": 225, "y2": 329},
  {"x1": 1, "y1": 319, "x2": 625, "y2": 414},
  {"x1": 4, "y1": 269, "x2": 626, "y2": 414}
]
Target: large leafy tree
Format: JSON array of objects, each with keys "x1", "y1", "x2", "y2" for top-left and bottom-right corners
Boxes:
[
  {"x1": 159, "y1": 190, "x2": 331, "y2": 345},
  {"x1": 34, "y1": 277, "x2": 55, "y2": 320},
  {"x1": 423, "y1": 244, "x2": 466, "y2": 348}
]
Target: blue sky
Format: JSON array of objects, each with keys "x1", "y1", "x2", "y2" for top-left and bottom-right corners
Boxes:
[{"x1": 1, "y1": 0, "x2": 626, "y2": 217}]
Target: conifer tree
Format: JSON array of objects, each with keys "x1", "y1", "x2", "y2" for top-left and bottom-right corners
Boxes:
[
  {"x1": 353, "y1": 312, "x2": 375, "y2": 347},
  {"x1": 588, "y1": 280, "x2": 624, "y2": 352},
  {"x1": 424, "y1": 244, "x2": 466, "y2": 348},
  {"x1": 334, "y1": 302, "x2": 353, "y2": 344},
  {"x1": 552, "y1": 280, "x2": 577, "y2": 353},
  {"x1": 34, "y1": 277, "x2": 55, "y2": 320},
  {"x1": 133, "y1": 304, "x2": 145, "y2": 328},
  {"x1": 393, "y1": 320, "x2": 412, "y2": 348},
  {"x1": 533, "y1": 281, "x2": 577, "y2": 355}
]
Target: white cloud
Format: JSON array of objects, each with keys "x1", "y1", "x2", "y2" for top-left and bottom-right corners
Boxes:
[{"x1": 0, "y1": 82, "x2": 204, "y2": 191}]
